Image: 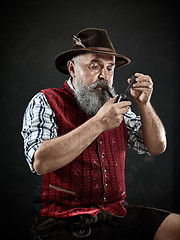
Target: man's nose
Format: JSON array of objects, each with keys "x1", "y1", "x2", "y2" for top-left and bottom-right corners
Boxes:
[{"x1": 98, "y1": 67, "x2": 107, "y2": 80}]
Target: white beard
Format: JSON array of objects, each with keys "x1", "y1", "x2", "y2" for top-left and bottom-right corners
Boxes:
[{"x1": 74, "y1": 77, "x2": 116, "y2": 116}]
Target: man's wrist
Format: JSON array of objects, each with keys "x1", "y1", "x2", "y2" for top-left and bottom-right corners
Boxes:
[
  {"x1": 137, "y1": 100, "x2": 152, "y2": 112},
  {"x1": 90, "y1": 115, "x2": 105, "y2": 135}
]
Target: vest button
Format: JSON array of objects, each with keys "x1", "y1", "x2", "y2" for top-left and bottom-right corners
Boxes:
[{"x1": 100, "y1": 141, "x2": 102, "y2": 144}]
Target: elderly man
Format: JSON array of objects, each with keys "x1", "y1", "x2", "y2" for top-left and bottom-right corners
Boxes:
[{"x1": 21, "y1": 28, "x2": 180, "y2": 240}]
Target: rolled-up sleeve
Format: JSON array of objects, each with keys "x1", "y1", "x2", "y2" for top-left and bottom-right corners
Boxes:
[
  {"x1": 124, "y1": 107, "x2": 149, "y2": 154},
  {"x1": 21, "y1": 92, "x2": 58, "y2": 172}
]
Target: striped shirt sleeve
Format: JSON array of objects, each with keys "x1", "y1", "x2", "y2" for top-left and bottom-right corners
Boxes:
[
  {"x1": 21, "y1": 92, "x2": 58, "y2": 172},
  {"x1": 124, "y1": 107, "x2": 149, "y2": 154}
]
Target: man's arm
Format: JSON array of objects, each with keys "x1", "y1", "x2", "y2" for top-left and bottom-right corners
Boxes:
[
  {"x1": 138, "y1": 102, "x2": 167, "y2": 155},
  {"x1": 33, "y1": 96, "x2": 131, "y2": 174},
  {"x1": 129, "y1": 73, "x2": 167, "y2": 155}
]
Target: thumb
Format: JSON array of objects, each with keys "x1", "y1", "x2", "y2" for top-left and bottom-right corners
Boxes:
[
  {"x1": 105, "y1": 94, "x2": 118, "y2": 104},
  {"x1": 110, "y1": 94, "x2": 119, "y2": 103}
]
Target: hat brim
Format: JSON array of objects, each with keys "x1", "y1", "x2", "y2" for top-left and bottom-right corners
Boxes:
[{"x1": 55, "y1": 49, "x2": 131, "y2": 74}]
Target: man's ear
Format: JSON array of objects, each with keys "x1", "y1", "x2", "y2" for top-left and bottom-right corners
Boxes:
[{"x1": 67, "y1": 60, "x2": 75, "y2": 78}]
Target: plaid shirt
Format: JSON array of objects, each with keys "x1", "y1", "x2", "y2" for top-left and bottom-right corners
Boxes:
[{"x1": 21, "y1": 79, "x2": 148, "y2": 173}]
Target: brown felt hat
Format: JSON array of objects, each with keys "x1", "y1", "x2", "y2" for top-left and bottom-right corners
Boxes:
[{"x1": 55, "y1": 28, "x2": 131, "y2": 74}]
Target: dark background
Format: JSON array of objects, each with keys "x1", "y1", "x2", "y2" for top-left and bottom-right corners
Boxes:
[{"x1": 1, "y1": 0, "x2": 179, "y2": 239}]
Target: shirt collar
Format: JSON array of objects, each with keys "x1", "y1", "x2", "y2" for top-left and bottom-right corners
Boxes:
[{"x1": 67, "y1": 77, "x2": 76, "y2": 93}]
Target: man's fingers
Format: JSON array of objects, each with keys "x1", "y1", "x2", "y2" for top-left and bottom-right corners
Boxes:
[
  {"x1": 120, "y1": 106, "x2": 130, "y2": 115},
  {"x1": 115, "y1": 100, "x2": 132, "y2": 108},
  {"x1": 128, "y1": 73, "x2": 153, "y2": 84},
  {"x1": 132, "y1": 82, "x2": 153, "y2": 89}
]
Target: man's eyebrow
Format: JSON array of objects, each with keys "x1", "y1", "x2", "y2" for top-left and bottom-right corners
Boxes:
[
  {"x1": 107, "y1": 63, "x2": 115, "y2": 66},
  {"x1": 90, "y1": 59, "x2": 101, "y2": 63},
  {"x1": 90, "y1": 59, "x2": 115, "y2": 66}
]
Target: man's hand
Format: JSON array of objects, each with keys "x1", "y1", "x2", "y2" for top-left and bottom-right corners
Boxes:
[
  {"x1": 128, "y1": 72, "x2": 166, "y2": 155},
  {"x1": 128, "y1": 73, "x2": 153, "y2": 105},
  {"x1": 94, "y1": 95, "x2": 131, "y2": 131}
]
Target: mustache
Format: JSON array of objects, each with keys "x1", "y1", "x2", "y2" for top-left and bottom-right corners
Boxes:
[
  {"x1": 88, "y1": 79, "x2": 111, "y2": 91},
  {"x1": 88, "y1": 79, "x2": 116, "y2": 98}
]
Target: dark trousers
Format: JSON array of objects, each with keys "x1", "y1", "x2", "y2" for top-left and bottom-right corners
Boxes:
[{"x1": 32, "y1": 204, "x2": 170, "y2": 240}]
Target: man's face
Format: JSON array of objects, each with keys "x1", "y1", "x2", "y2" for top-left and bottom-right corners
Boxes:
[
  {"x1": 72, "y1": 52, "x2": 115, "y2": 88},
  {"x1": 69, "y1": 53, "x2": 116, "y2": 116}
]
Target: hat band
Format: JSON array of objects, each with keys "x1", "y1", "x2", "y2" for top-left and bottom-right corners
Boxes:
[{"x1": 85, "y1": 47, "x2": 116, "y2": 53}]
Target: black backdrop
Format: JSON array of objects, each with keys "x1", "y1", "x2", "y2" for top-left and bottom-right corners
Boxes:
[{"x1": 1, "y1": 1, "x2": 179, "y2": 239}]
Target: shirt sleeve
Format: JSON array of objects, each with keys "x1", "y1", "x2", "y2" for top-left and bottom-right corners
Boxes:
[
  {"x1": 124, "y1": 107, "x2": 149, "y2": 154},
  {"x1": 21, "y1": 92, "x2": 58, "y2": 172}
]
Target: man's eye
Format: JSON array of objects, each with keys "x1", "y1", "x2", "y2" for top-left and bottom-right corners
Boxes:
[
  {"x1": 107, "y1": 66, "x2": 115, "y2": 72},
  {"x1": 89, "y1": 64, "x2": 100, "y2": 70}
]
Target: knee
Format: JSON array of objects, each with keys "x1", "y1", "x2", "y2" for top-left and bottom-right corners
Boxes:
[{"x1": 154, "y1": 213, "x2": 180, "y2": 240}]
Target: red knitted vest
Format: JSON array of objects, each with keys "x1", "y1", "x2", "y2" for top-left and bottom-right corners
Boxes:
[{"x1": 38, "y1": 81, "x2": 127, "y2": 218}]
